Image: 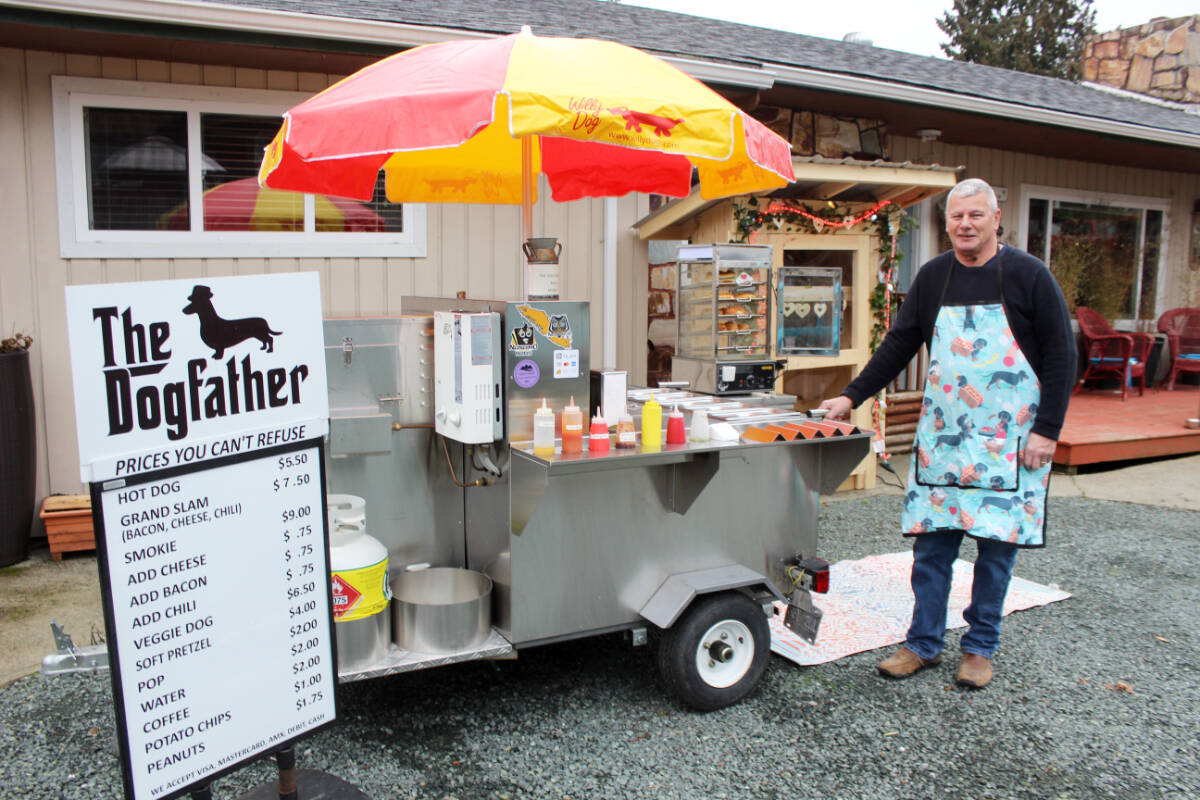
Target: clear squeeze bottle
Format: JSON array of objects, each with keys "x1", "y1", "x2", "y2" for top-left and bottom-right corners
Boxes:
[
  {"x1": 533, "y1": 398, "x2": 556, "y2": 457},
  {"x1": 561, "y1": 396, "x2": 583, "y2": 454},
  {"x1": 616, "y1": 409, "x2": 637, "y2": 449},
  {"x1": 641, "y1": 394, "x2": 662, "y2": 452}
]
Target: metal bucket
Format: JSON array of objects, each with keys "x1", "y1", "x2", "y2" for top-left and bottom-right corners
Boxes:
[
  {"x1": 336, "y1": 613, "x2": 390, "y2": 672},
  {"x1": 390, "y1": 568, "x2": 492, "y2": 653}
]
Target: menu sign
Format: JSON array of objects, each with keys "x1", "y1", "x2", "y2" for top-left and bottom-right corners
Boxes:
[{"x1": 95, "y1": 444, "x2": 335, "y2": 799}]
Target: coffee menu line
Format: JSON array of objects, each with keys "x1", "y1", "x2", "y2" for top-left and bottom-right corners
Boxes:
[{"x1": 97, "y1": 443, "x2": 336, "y2": 800}]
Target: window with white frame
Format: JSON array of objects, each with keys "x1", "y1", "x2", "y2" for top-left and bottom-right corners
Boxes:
[
  {"x1": 1018, "y1": 185, "x2": 1167, "y2": 322},
  {"x1": 52, "y1": 77, "x2": 426, "y2": 259}
]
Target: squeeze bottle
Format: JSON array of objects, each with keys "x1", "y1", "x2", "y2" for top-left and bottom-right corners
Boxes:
[
  {"x1": 533, "y1": 398, "x2": 556, "y2": 457},
  {"x1": 666, "y1": 405, "x2": 686, "y2": 445},
  {"x1": 616, "y1": 410, "x2": 637, "y2": 449},
  {"x1": 641, "y1": 394, "x2": 662, "y2": 452},
  {"x1": 561, "y1": 396, "x2": 583, "y2": 454},
  {"x1": 690, "y1": 408, "x2": 710, "y2": 442},
  {"x1": 589, "y1": 415, "x2": 610, "y2": 454}
]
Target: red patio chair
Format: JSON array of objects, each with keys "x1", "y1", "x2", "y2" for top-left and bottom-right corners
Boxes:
[
  {"x1": 1074, "y1": 306, "x2": 1153, "y2": 401},
  {"x1": 1156, "y1": 307, "x2": 1200, "y2": 390}
]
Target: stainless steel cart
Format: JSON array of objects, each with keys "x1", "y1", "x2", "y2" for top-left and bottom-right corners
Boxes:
[{"x1": 324, "y1": 301, "x2": 870, "y2": 710}]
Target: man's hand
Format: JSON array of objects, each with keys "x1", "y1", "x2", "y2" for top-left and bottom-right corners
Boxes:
[
  {"x1": 1019, "y1": 432, "x2": 1057, "y2": 470},
  {"x1": 818, "y1": 395, "x2": 854, "y2": 421}
]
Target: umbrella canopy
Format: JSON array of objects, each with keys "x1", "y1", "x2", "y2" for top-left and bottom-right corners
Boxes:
[
  {"x1": 159, "y1": 177, "x2": 385, "y2": 232},
  {"x1": 258, "y1": 27, "x2": 793, "y2": 206}
]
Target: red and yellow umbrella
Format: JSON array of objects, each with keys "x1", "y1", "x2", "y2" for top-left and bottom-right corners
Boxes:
[
  {"x1": 259, "y1": 26, "x2": 793, "y2": 222},
  {"x1": 160, "y1": 177, "x2": 385, "y2": 232}
]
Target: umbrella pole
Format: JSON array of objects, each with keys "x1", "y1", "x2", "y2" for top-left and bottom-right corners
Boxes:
[
  {"x1": 521, "y1": 136, "x2": 535, "y2": 300},
  {"x1": 521, "y1": 136, "x2": 535, "y2": 242}
]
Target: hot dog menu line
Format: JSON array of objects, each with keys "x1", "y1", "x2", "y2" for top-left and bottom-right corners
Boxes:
[{"x1": 99, "y1": 444, "x2": 335, "y2": 800}]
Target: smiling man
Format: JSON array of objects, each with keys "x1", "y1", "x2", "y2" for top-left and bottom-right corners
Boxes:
[{"x1": 820, "y1": 178, "x2": 1075, "y2": 690}]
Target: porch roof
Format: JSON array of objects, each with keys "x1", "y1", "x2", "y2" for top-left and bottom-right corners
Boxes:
[{"x1": 634, "y1": 156, "x2": 961, "y2": 240}]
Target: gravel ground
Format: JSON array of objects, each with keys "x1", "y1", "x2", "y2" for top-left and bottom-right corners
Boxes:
[{"x1": 1, "y1": 495, "x2": 1197, "y2": 800}]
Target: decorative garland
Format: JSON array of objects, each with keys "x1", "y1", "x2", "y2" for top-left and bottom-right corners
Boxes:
[{"x1": 732, "y1": 197, "x2": 895, "y2": 242}]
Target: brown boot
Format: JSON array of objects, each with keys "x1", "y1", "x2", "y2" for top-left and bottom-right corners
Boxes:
[
  {"x1": 956, "y1": 653, "x2": 993, "y2": 689},
  {"x1": 877, "y1": 647, "x2": 942, "y2": 679}
]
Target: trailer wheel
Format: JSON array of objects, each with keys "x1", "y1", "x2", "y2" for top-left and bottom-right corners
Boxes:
[{"x1": 657, "y1": 591, "x2": 770, "y2": 711}]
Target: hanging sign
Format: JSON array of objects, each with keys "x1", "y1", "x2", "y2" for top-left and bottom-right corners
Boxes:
[{"x1": 65, "y1": 273, "x2": 336, "y2": 800}]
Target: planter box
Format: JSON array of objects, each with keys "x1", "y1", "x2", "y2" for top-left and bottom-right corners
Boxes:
[{"x1": 39, "y1": 495, "x2": 95, "y2": 561}]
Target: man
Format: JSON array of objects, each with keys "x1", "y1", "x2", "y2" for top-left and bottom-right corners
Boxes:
[{"x1": 820, "y1": 178, "x2": 1075, "y2": 689}]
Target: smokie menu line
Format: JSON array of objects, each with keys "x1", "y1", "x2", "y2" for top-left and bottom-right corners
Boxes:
[{"x1": 101, "y1": 445, "x2": 335, "y2": 800}]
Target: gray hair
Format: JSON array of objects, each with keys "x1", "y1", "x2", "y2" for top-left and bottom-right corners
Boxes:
[{"x1": 947, "y1": 178, "x2": 998, "y2": 212}]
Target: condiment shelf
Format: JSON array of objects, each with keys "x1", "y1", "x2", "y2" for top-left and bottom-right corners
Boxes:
[{"x1": 509, "y1": 422, "x2": 875, "y2": 533}]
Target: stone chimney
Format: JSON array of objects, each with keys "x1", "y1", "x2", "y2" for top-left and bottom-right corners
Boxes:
[{"x1": 1082, "y1": 15, "x2": 1200, "y2": 103}]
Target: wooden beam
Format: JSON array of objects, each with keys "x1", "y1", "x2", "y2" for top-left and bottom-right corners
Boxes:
[
  {"x1": 812, "y1": 181, "x2": 855, "y2": 199},
  {"x1": 874, "y1": 184, "x2": 916, "y2": 202},
  {"x1": 635, "y1": 194, "x2": 721, "y2": 240},
  {"x1": 790, "y1": 160, "x2": 960, "y2": 188}
]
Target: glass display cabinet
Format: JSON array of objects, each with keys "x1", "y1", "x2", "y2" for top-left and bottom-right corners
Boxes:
[
  {"x1": 775, "y1": 266, "x2": 843, "y2": 356},
  {"x1": 676, "y1": 243, "x2": 771, "y2": 360}
]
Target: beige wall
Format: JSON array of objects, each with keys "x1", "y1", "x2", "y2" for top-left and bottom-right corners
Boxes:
[
  {"x1": 892, "y1": 135, "x2": 1200, "y2": 306},
  {"x1": 0, "y1": 46, "x2": 649, "y2": 499}
]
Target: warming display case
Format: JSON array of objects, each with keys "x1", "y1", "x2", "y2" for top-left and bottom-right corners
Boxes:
[
  {"x1": 676, "y1": 244, "x2": 771, "y2": 360},
  {"x1": 775, "y1": 266, "x2": 843, "y2": 356}
]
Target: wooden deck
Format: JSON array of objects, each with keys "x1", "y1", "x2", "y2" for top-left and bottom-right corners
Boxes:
[{"x1": 1054, "y1": 384, "x2": 1200, "y2": 468}]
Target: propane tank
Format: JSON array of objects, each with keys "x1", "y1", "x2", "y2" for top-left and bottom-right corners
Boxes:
[{"x1": 326, "y1": 494, "x2": 391, "y2": 671}]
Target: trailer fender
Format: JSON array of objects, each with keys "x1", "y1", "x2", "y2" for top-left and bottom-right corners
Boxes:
[{"x1": 639, "y1": 565, "x2": 785, "y2": 629}]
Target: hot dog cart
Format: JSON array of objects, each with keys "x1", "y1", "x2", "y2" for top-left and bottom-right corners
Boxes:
[{"x1": 322, "y1": 297, "x2": 870, "y2": 710}]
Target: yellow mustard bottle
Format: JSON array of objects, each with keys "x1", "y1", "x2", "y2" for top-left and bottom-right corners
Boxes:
[{"x1": 641, "y1": 394, "x2": 662, "y2": 452}]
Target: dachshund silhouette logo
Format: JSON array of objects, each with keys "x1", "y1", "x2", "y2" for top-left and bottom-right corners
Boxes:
[{"x1": 182, "y1": 285, "x2": 281, "y2": 359}]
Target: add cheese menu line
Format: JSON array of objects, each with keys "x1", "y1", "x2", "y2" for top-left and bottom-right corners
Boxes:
[{"x1": 99, "y1": 444, "x2": 335, "y2": 800}]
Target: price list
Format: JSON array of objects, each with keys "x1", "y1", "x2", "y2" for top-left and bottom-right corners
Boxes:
[{"x1": 99, "y1": 443, "x2": 335, "y2": 800}]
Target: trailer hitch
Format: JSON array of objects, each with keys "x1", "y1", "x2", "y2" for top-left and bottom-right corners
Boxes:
[
  {"x1": 774, "y1": 557, "x2": 830, "y2": 643},
  {"x1": 41, "y1": 620, "x2": 109, "y2": 676}
]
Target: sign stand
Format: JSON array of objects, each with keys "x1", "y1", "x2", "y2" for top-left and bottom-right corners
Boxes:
[
  {"x1": 234, "y1": 746, "x2": 370, "y2": 800},
  {"x1": 184, "y1": 746, "x2": 369, "y2": 799}
]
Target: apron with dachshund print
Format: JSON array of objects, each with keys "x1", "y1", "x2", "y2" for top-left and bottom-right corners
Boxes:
[{"x1": 901, "y1": 252, "x2": 1050, "y2": 547}]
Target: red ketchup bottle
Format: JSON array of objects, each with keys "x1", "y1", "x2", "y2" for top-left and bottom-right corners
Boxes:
[
  {"x1": 588, "y1": 415, "x2": 610, "y2": 454},
  {"x1": 666, "y1": 405, "x2": 686, "y2": 445}
]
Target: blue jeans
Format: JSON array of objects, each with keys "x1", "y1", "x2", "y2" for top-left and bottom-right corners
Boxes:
[{"x1": 905, "y1": 532, "x2": 1018, "y2": 660}]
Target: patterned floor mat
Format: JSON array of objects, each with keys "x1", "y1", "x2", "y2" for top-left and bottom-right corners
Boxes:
[{"x1": 770, "y1": 551, "x2": 1072, "y2": 666}]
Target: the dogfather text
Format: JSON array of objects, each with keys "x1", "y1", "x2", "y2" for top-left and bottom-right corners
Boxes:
[{"x1": 93, "y1": 305, "x2": 310, "y2": 442}]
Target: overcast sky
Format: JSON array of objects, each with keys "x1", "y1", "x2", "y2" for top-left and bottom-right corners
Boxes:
[{"x1": 620, "y1": 1, "x2": 1199, "y2": 59}]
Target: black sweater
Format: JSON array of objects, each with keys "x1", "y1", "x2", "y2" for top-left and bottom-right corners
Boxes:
[{"x1": 842, "y1": 247, "x2": 1076, "y2": 440}]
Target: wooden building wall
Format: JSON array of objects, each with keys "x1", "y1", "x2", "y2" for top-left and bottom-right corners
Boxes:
[{"x1": 0, "y1": 46, "x2": 649, "y2": 499}]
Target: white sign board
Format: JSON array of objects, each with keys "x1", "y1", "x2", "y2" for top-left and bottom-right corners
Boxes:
[
  {"x1": 65, "y1": 274, "x2": 329, "y2": 483},
  {"x1": 98, "y1": 443, "x2": 335, "y2": 800}
]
